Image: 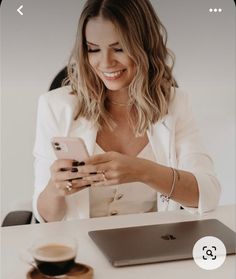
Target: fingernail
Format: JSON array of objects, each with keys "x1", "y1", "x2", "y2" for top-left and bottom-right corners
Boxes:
[
  {"x1": 89, "y1": 172, "x2": 97, "y2": 175},
  {"x1": 72, "y1": 161, "x2": 79, "y2": 166},
  {"x1": 85, "y1": 184, "x2": 91, "y2": 187},
  {"x1": 69, "y1": 177, "x2": 82, "y2": 181},
  {"x1": 78, "y1": 161, "x2": 85, "y2": 166},
  {"x1": 60, "y1": 168, "x2": 68, "y2": 172},
  {"x1": 71, "y1": 168, "x2": 78, "y2": 172}
]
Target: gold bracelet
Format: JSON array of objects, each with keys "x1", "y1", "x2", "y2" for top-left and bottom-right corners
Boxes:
[{"x1": 160, "y1": 168, "x2": 177, "y2": 203}]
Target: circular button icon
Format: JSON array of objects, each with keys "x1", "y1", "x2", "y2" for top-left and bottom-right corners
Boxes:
[{"x1": 192, "y1": 236, "x2": 226, "y2": 270}]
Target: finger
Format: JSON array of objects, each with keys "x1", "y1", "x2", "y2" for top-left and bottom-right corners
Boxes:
[
  {"x1": 92, "y1": 179, "x2": 117, "y2": 187},
  {"x1": 55, "y1": 169, "x2": 87, "y2": 182},
  {"x1": 81, "y1": 173, "x2": 105, "y2": 182},
  {"x1": 77, "y1": 162, "x2": 109, "y2": 174},
  {"x1": 68, "y1": 179, "x2": 91, "y2": 188},
  {"x1": 76, "y1": 165, "x2": 98, "y2": 174},
  {"x1": 52, "y1": 159, "x2": 80, "y2": 172},
  {"x1": 55, "y1": 181, "x2": 77, "y2": 196},
  {"x1": 55, "y1": 180, "x2": 90, "y2": 195},
  {"x1": 84, "y1": 152, "x2": 116, "y2": 165}
]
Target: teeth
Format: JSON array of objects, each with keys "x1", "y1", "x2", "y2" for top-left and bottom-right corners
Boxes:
[{"x1": 103, "y1": 70, "x2": 123, "y2": 78}]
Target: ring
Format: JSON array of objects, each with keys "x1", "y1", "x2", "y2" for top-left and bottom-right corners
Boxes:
[
  {"x1": 66, "y1": 181, "x2": 73, "y2": 191},
  {"x1": 102, "y1": 171, "x2": 107, "y2": 181}
]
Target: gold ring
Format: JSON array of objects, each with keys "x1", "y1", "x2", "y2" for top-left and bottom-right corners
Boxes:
[
  {"x1": 102, "y1": 171, "x2": 107, "y2": 181},
  {"x1": 66, "y1": 181, "x2": 73, "y2": 191}
]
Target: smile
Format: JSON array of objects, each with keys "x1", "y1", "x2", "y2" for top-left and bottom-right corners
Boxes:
[{"x1": 102, "y1": 69, "x2": 126, "y2": 78}]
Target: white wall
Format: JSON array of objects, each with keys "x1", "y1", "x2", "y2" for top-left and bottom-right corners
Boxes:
[{"x1": 1, "y1": 0, "x2": 235, "y2": 222}]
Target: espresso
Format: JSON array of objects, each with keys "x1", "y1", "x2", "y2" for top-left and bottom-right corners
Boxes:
[{"x1": 33, "y1": 244, "x2": 76, "y2": 276}]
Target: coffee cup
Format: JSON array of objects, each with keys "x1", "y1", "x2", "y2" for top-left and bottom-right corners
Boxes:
[{"x1": 23, "y1": 234, "x2": 77, "y2": 277}]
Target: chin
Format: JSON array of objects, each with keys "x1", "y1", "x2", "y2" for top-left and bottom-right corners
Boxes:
[
  {"x1": 105, "y1": 85, "x2": 122, "y2": 91},
  {"x1": 103, "y1": 81, "x2": 129, "y2": 92}
]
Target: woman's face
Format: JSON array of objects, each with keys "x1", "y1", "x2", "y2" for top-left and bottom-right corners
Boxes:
[{"x1": 85, "y1": 17, "x2": 136, "y2": 92}]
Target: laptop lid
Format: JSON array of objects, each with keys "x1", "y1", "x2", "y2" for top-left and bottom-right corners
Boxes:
[{"x1": 88, "y1": 219, "x2": 236, "y2": 267}]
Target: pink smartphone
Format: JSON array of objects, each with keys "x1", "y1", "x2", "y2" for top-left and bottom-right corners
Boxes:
[{"x1": 51, "y1": 137, "x2": 89, "y2": 161}]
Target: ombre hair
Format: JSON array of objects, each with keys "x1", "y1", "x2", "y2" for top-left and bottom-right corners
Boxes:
[{"x1": 65, "y1": 0, "x2": 177, "y2": 136}]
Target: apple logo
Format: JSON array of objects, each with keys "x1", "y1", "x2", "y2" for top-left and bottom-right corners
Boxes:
[{"x1": 161, "y1": 234, "x2": 176, "y2": 240}]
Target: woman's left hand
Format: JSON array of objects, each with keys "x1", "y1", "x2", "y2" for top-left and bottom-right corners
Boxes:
[{"x1": 78, "y1": 151, "x2": 147, "y2": 187}]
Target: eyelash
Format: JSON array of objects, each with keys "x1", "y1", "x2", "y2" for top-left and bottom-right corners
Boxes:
[{"x1": 87, "y1": 48, "x2": 123, "y2": 53}]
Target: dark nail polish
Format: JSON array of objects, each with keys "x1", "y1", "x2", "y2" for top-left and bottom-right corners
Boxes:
[
  {"x1": 72, "y1": 161, "x2": 79, "y2": 166},
  {"x1": 71, "y1": 168, "x2": 78, "y2": 172},
  {"x1": 68, "y1": 177, "x2": 82, "y2": 182},
  {"x1": 89, "y1": 172, "x2": 97, "y2": 175},
  {"x1": 78, "y1": 161, "x2": 85, "y2": 166},
  {"x1": 60, "y1": 168, "x2": 68, "y2": 172},
  {"x1": 85, "y1": 184, "x2": 91, "y2": 187}
]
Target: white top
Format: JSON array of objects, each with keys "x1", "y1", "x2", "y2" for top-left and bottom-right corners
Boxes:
[
  {"x1": 33, "y1": 86, "x2": 221, "y2": 222},
  {"x1": 89, "y1": 143, "x2": 157, "y2": 217}
]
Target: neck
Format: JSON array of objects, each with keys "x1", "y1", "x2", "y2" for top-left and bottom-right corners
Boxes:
[
  {"x1": 106, "y1": 89, "x2": 133, "y2": 119},
  {"x1": 106, "y1": 88, "x2": 130, "y2": 104},
  {"x1": 108, "y1": 99, "x2": 132, "y2": 106}
]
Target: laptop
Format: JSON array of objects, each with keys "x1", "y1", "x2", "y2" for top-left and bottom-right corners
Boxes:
[{"x1": 88, "y1": 219, "x2": 236, "y2": 267}]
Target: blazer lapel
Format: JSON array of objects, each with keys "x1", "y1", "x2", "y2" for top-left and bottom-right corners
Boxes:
[{"x1": 147, "y1": 115, "x2": 172, "y2": 166}]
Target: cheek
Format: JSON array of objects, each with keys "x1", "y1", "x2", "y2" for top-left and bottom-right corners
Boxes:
[
  {"x1": 125, "y1": 58, "x2": 136, "y2": 71},
  {"x1": 128, "y1": 62, "x2": 137, "y2": 77},
  {"x1": 88, "y1": 55, "x2": 97, "y2": 70}
]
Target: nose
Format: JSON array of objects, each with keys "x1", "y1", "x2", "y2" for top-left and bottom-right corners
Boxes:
[{"x1": 99, "y1": 51, "x2": 116, "y2": 68}]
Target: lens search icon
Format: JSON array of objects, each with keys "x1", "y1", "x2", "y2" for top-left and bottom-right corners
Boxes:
[
  {"x1": 202, "y1": 246, "x2": 216, "y2": 260},
  {"x1": 193, "y1": 236, "x2": 226, "y2": 270}
]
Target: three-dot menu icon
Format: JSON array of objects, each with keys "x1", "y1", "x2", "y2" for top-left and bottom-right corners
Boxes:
[{"x1": 209, "y1": 8, "x2": 222, "y2": 13}]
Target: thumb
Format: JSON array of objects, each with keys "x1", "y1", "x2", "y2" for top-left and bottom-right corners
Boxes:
[{"x1": 84, "y1": 152, "x2": 114, "y2": 165}]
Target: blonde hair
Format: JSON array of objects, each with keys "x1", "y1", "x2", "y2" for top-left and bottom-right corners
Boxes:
[{"x1": 65, "y1": 0, "x2": 177, "y2": 136}]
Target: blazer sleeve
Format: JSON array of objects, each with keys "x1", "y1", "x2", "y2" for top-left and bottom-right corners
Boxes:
[
  {"x1": 174, "y1": 91, "x2": 221, "y2": 214},
  {"x1": 32, "y1": 94, "x2": 60, "y2": 222}
]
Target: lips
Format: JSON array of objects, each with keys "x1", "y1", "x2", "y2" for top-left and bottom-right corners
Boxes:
[{"x1": 101, "y1": 69, "x2": 126, "y2": 80}]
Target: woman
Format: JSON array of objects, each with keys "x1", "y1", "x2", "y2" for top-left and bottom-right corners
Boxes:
[{"x1": 33, "y1": 0, "x2": 221, "y2": 222}]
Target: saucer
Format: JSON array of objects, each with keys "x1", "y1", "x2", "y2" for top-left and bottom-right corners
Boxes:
[{"x1": 27, "y1": 263, "x2": 93, "y2": 279}]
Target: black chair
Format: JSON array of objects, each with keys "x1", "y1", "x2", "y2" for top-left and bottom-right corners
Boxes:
[
  {"x1": 49, "y1": 67, "x2": 68, "y2": 91},
  {"x1": 2, "y1": 68, "x2": 68, "y2": 227},
  {"x1": 2, "y1": 211, "x2": 33, "y2": 227}
]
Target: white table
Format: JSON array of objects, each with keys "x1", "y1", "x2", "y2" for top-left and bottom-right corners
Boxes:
[{"x1": 1, "y1": 205, "x2": 236, "y2": 279}]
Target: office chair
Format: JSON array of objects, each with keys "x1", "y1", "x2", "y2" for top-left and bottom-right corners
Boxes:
[
  {"x1": 49, "y1": 66, "x2": 68, "y2": 91},
  {"x1": 2, "y1": 67, "x2": 68, "y2": 227}
]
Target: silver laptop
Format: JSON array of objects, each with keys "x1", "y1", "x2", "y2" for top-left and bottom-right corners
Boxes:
[{"x1": 88, "y1": 219, "x2": 236, "y2": 267}]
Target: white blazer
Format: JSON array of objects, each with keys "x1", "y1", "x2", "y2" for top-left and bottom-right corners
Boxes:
[{"x1": 33, "y1": 86, "x2": 221, "y2": 222}]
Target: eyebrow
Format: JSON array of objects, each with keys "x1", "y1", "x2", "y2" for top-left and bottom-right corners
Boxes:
[{"x1": 86, "y1": 41, "x2": 120, "y2": 47}]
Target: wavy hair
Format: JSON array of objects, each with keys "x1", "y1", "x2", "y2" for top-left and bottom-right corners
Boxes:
[{"x1": 65, "y1": 0, "x2": 177, "y2": 136}]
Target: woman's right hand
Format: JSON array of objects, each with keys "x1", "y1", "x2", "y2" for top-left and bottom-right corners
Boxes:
[{"x1": 48, "y1": 159, "x2": 91, "y2": 197}]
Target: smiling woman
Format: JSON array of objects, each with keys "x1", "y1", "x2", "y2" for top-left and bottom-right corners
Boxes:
[
  {"x1": 33, "y1": 0, "x2": 221, "y2": 223},
  {"x1": 85, "y1": 18, "x2": 137, "y2": 95},
  {"x1": 66, "y1": 0, "x2": 176, "y2": 134}
]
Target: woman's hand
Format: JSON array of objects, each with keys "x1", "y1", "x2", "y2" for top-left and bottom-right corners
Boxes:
[
  {"x1": 80, "y1": 151, "x2": 148, "y2": 187},
  {"x1": 48, "y1": 159, "x2": 93, "y2": 196}
]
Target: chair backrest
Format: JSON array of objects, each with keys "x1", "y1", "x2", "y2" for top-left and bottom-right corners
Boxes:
[
  {"x1": 2, "y1": 211, "x2": 33, "y2": 227},
  {"x1": 49, "y1": 67, "x2": 68, "y2": 91}
]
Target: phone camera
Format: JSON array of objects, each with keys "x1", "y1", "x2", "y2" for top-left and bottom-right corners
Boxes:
[
  {"x1": 56, "y1": 147, "x2": 61, "y2": 150},
  {"x1": 54, "y1": 142, "x2": 60, "y2": 146}
]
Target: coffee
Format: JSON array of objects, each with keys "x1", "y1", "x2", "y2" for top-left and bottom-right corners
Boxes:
[{"x1": 33, "y1": 244, "x2": 76, "y2": 276}]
